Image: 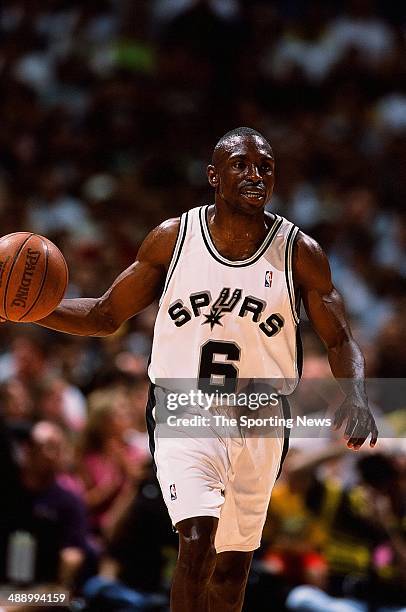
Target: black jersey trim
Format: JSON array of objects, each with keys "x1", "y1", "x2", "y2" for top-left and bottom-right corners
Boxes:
[
  {"x1": 199, "y1": 205, "x2": 282, "y2": 267},
  {"x1": 160, "y1": 211, "x2": 189, "y2": 301},
  {"x1": 285, "y1": 225, "x2": 300, "y2": 325},
  {"x1": 146, "y1": 381, "x2": 157, "y2": 472},
  {"x1": 296, "y1": 325, "x2": 303, "y2": 380},
  {"x1": 276, "y1": 395, "x2": 291, "y2": 480}
]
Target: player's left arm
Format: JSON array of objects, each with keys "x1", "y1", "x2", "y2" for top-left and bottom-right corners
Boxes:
[{"x1": 293, "y1": 231, "x2": 378, "y2": 450}]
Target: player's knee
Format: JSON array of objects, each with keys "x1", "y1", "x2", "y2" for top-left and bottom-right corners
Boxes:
[
  {"x1": 177, "y1": 518, "x2": 217, "y2": 582},
  {"x1": 178, "y1": 537, "x2": 217, "y2": 583}
]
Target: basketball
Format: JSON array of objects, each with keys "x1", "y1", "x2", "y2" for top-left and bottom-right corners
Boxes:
[{"x1": 0, "y1": 232, "x2": 68, "y2": 322}]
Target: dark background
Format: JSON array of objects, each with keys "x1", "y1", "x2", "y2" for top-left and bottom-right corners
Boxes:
[{"x1": 0, "y1": 1, "x2": 405, "y2": 610}]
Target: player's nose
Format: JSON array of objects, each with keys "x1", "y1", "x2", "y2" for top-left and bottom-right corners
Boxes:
[{"x1": 247, "y1": 163, "x2": 262, "y2": 182}]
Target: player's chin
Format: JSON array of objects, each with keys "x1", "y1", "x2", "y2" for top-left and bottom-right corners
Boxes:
[{"x1": 239, "y1": 193, "x2": 266, "y2": 212}]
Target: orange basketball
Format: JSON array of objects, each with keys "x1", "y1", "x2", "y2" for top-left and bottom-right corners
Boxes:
[{"x1": 0, "y1": 232, "x2": 68, "y2": 322}]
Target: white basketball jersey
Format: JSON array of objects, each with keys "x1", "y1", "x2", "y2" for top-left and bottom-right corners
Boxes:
[{"x1": 149, "y1": 205, "x2": 301, "y2": 395}]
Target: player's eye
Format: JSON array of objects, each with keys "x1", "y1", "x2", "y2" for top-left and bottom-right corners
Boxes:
[
  {"x1": 261, "y1": 164, "x2": 273, "y2": 173},
  {"x1": 233, "y1": 161, "x2": 245, "y2": 169}
]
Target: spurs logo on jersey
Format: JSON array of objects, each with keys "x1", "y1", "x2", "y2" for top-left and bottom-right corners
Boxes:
[
  {"x1": 204, "y1": 287, "x2": 242, "y2": 328},
  {"x1": 168, "y1": 287, "x2": 285, "y2": 337},
  {"x1": 149, "y1": 206, "x2": 302, "y2": 393}
]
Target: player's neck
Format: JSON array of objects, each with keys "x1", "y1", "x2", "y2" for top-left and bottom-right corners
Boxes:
[{"x1": 209, "y1": 202, "x2": 273, "y2": 241}]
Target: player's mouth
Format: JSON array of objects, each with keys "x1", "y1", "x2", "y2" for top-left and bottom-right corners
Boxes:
[{"x1": 240, "y1": 189, "x2": 265, "y2": 202}]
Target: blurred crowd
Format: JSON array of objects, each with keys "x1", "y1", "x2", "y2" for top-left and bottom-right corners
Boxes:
[{"x1": 0, "y1": 0, "x2": 405, "y2": 610}]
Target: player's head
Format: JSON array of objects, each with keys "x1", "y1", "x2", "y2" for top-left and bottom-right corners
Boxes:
[{"x1": 207, "y1": 127, "x2": 275, "y2": 214}]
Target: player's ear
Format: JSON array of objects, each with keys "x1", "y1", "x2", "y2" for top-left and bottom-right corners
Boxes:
[{"x1": 207, "y1": 165, "x2": 219, "y2": 188}]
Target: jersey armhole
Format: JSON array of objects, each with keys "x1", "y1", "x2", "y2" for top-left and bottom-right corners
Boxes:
[
  {"x1": 159, "y1": 211, "x2": 189, "y2": 303},
  {"x1": 285, "y1": 225, "x2": 300, "y2": 325}
]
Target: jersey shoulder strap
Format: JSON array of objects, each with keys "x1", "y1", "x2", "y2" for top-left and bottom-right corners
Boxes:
[
  {"x1": 271, "y1": 216, "x2": 300, "y2": 324},
  {"x1": 160, "y1": 206, "x2": 204, "y2": 299}
]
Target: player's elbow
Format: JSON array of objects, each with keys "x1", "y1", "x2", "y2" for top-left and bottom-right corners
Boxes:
[
  {"x1": 326, "y1": 327, "x2": 353, "y2": 353},
  {"x1": 91, "y1": 298, "x2": 120, "y2": 336}
]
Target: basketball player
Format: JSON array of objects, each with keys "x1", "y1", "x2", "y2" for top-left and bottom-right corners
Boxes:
[{"x1": 33, "y1": 127, "x2": 377, "y2": 612}]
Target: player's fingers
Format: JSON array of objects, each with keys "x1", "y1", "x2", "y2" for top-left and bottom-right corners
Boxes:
[
  {"x1": 348, "y1": 411, "x2": 376, "y2": 449},
  {"x1": 347, "y1": 431, "x2": 362, "y2": 448},
  {"x1": 370, "y1": 422, "x2": 379, "y2": 447},
  {"x1": 348, "y1": 436, "x2": 367, "y2": 450},
  {"x1": 344, "y1": 415, "x2": 358, "y2": 440},
  {"x1": 352, "y1": 414, "x2": 369, "y2": 439}
]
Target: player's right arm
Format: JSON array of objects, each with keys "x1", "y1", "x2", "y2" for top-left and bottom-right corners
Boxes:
[{"x1": 36, "y1": 218, "x2": 180, "y2": 336}]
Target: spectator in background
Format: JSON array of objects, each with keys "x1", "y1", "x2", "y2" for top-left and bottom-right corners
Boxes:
[
  {"x1": 286, "y1": 453, "x2": 406, "y2": 612},
  {"x1": 78, "y1": 387, "x2": 147, "y2": 536},
  {"x1": 0, "y1": 378, "x2": 32, "y2": 427},
  {"x1": 0, "y1": 421, "x2": 89, "y2": 592},
  {"x1": 125, "y1": 375, "x2": 152, "y2": 459},
  {"x1": 375, "y1": 308, "x2": 406, "y2": 378},
  {"x1": 324, "y1": 0, "x2": 395, "y2": 69},
  {"x1": 255, "y1": 445, "x2": 346, "y2": 608},
  {"x1": 83, "y1": 463, "x2": 178, "y2": 612},
  {"x1": 27, "y1": 167, "x2": 94, "y2": 239},
  {"x1": 0, "y1": 331, "x2": 86, "y2": 431}
]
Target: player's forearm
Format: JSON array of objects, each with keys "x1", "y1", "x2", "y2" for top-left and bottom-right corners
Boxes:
[
  {"x1": 327, "y1": 335, "x2": 368, "y2": 402},
  {"x1": 37, "y1": 298, "x2": 117, "y2": 336}
]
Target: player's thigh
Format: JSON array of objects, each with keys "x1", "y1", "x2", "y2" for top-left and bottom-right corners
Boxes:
[
  {"x1": 215, "y1": 436, "x2": 283, "y2": 552},
  {"x1": 154, "y1": 434, "x2": 228, "y2": 525}
]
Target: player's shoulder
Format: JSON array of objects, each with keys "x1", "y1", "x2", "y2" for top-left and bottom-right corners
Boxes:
[
  {"x1": 138, "y1": 217, "x2": 181, "y2": 268},
  {"x1": 151, "y1": 217, "x2": 181, "y2": 241},
  {"x1": 294, "y1": 230, "x2": 324, "y2": 260},
  {"x1": 292, "y1": 230, "x2": 332, "y2": 288}
]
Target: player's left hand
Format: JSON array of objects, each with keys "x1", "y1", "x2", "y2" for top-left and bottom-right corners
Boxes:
[{"x1": 333, "y1": 397, "x2": 378, "y2": 450}]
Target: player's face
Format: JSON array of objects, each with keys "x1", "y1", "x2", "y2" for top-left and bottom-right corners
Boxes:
[{"x1": 207, "y1": 136, "x2": 275, "y2": 214}]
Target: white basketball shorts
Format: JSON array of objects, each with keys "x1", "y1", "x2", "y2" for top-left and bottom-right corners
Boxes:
[{"x1": 146, "y1": 386, "x2": 290, "y2": 553}]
